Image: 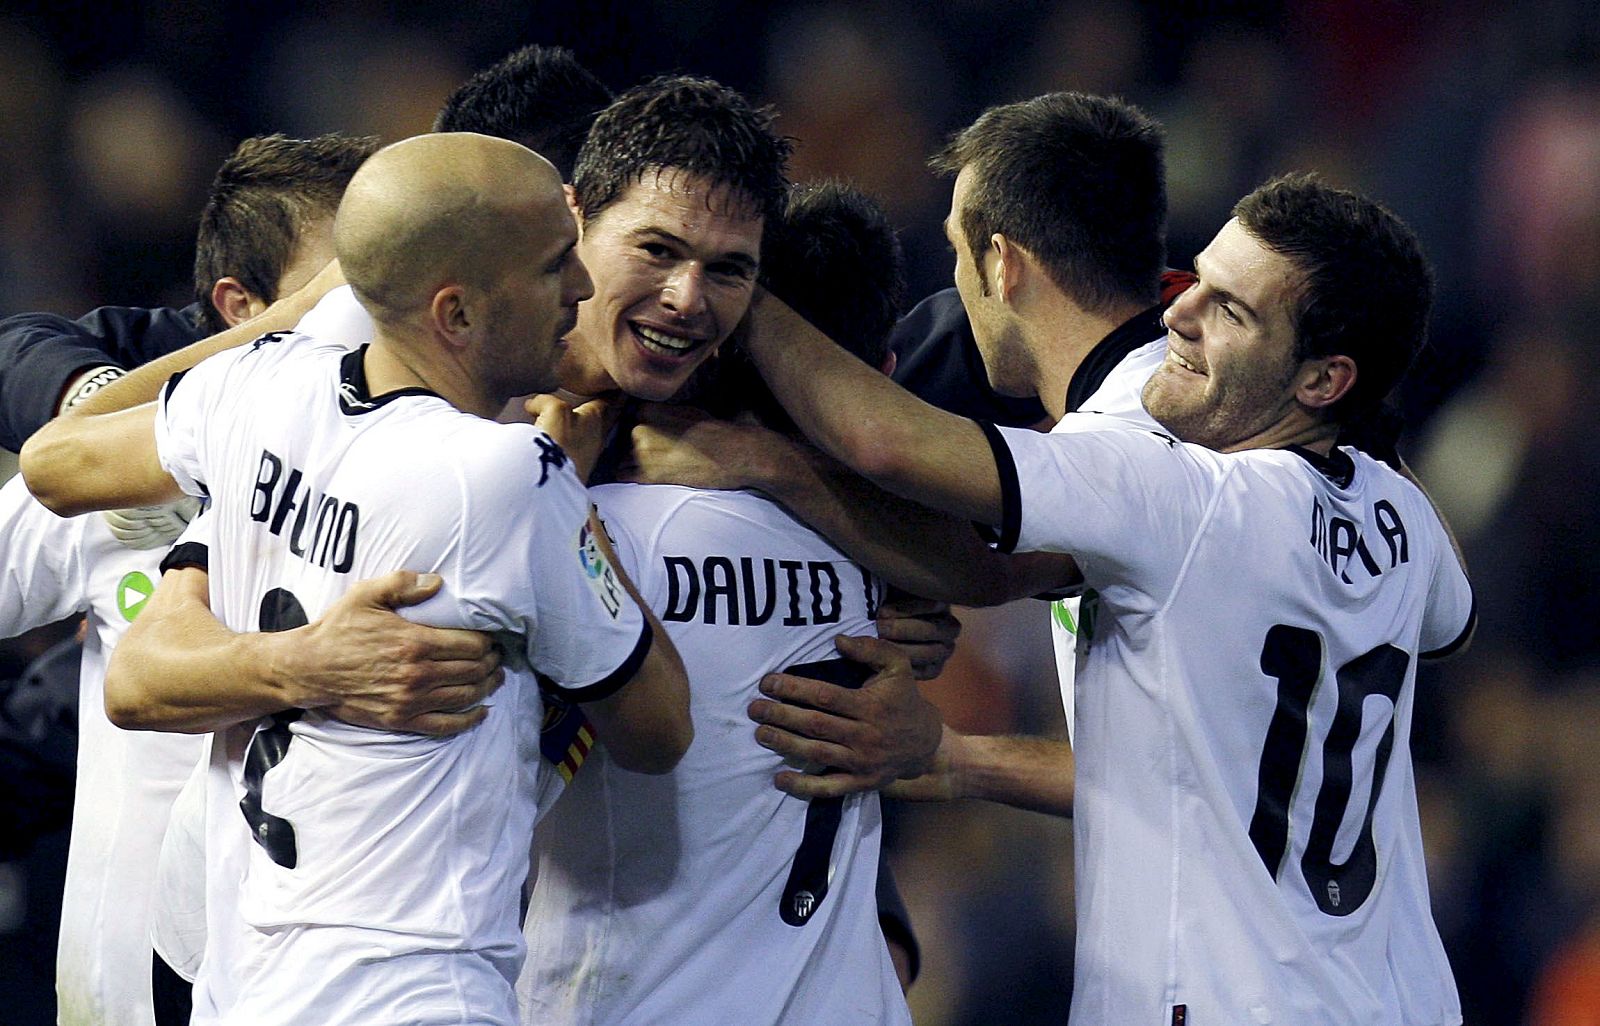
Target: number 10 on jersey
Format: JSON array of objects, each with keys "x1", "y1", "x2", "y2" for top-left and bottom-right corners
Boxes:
[{"x1": 1249, "y1": 625, "x2": 1410, "y2": 917}]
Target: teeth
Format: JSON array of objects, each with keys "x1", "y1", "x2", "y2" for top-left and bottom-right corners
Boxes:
[
  {"x1": 634, "y1": 325, "x2": 698, "y2": 354},
  {"x1": 1170, "y1": 350, "x2": 1202, "y2": 374}
]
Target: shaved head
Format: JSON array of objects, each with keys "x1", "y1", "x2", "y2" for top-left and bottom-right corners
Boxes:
[{"x1": 335, "y1": 132, "x2": 566, "y2": 326}]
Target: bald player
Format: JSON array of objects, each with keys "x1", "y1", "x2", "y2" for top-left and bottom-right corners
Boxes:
[{"x1": 22, "y1": 134, "x2": 690, "y2": 1026}]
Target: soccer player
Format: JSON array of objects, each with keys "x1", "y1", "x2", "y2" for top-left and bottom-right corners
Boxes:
[
  {"x1": 728, "y1": 171, "x2": 1476, "y2": 1023},
  {"x1": 432, "y1": 43, "x2": 613, "y2": 180},
  {"x1": 624, "y1": 92, "x2": 1176, "y2": 795},
  {"x1": 0, "y1": 132, "x2": 432, "y2": 1026},
  {"x1": 520, "y1": 182, "x2": 912, "y2": 1024},
  {"x1": 22, "y1": 133, "x2": 692, "y2": 1026}
]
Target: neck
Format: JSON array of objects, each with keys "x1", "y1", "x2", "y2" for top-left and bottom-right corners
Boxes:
[
  {"x1": 1028, "y1": 296, "x2": 1144, "y2": 421},
  {"x1": 555, "y1": 330, "x2": 618, "y2": 400},
  {"x1": 1219, "y1": 410, "x2": 1339, "y2": 455},
  {"x1": 364, "y1": 332, "x2": 499, "y2": 419}
]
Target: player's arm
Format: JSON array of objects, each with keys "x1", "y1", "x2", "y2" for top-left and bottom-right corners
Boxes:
[
  {"x1": 743, "y1": 287, "x2": 1005, "y2": 525},
  {"x1": 105, "y1": 566, "x2": 505, "y2": 735},
  {"x1": 0, "y1": 302, "x2": 209, "y2": 451},
  {"x1": 884, "y1": 728, "x2": 1075, "y2": 819},
  {"x1": 625, "y1": 403, "x2": 1079, "y2": 606},
  {"x1": 63, "y1": 259, "x2": 345, "y2": 419},
  {"x1": 19, "y1": 402, "x2": 182, "y2": 517},
  {"x1": 569, "y1": 508, "x2": 692, "y2": 774}
]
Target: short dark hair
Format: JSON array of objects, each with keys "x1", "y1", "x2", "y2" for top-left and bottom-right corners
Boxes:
[
  {"x1": 571, "y1": 75, "x2": 791, "y2": 230},
  {"x1": 703, "y1": 181, "x2": 905, "y2": 431},
  {"x1": 432, "y1": 44, "x2": 613, "y2": 179},
  {"x1": 193, "y1": 133, "x2": 378, "y2": 334},
  {"x1": 1233, "y1": 173, "x2": 1434, "y2": 420},
  {"x1": 931, "y1": 92, "x2": 1166, "y2": 314}
]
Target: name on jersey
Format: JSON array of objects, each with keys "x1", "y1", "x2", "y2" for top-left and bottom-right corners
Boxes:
[
  {"x1": 1308, "y1": 497, "x2": 1408, "y2": 584},
  {"x1": 252, "y1": 449, "x2": 361, "y2": 573},
  {"x1": 663, "y1": 555, "x2": 866, "y2": 627}
]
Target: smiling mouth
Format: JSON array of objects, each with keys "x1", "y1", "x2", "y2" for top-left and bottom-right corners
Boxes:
[
  {"x1": 631, "y1": 323, "x2": 705, "y2": 358},
  {"x1": 1168, "y1": 348, "x2": 1205, "y2": 376}
]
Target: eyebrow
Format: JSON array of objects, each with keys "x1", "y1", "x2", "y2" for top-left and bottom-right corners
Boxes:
[
  {"x1": 1194, "y1": 252, "x2": 1261, "y2": 323},
  {"x1": 546, "y1": 238, "x2": 578, "y2": 269},
  {"x1": 629, "y1": 226, "x2": 758, "y2": 273}
]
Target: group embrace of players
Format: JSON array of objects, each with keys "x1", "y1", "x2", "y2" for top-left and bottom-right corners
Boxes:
[{"x1": 2, "y1": 41, "x2": 1473, "y2": 1026}]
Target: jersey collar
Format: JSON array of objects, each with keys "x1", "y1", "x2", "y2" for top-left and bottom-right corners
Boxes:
[
  {"x1": 338, "y1": 345, "x2": 442, "y2": 416},
  {"x1": 1287, "y1": 444, "x2": 1356, "y2": 488}
]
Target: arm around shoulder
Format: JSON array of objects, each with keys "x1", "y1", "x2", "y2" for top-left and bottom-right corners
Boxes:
[{"x1": 19, "y1": 402, "x2": 181, "y2": 517}]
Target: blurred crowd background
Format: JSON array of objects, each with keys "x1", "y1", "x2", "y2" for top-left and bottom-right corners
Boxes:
[{"x1": 1, "y1": 0, "x2": 1596, "y2": 1022}]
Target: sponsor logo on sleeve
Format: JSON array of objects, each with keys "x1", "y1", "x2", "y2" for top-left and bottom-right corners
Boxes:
[{"x1": 577, "y1": 523, "x2": 623, "y2": 619}]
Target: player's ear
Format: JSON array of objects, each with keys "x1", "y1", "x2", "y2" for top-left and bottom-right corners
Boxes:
[
  {"x1": 990, "y1": 234, "x2": 1022, "y2": 303},
  {"x1": 1296, "y1": 354, "x2": 1357, "y2": 411},
  {"x1": 564, "y1": 184, "x2": 584, "y2": 230},
  {"x1": 211, "y1": 277, "x2": 268, "y2": 328},
  {"x1": 428, "y1": 285, "x2": 473, "y2": 351}
]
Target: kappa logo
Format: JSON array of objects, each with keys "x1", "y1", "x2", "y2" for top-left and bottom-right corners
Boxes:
[
  {"x1": 117, "y1": 570, "x2": 155, "y2": 621},
  {"x1": 577, "y1": 523, "x2": 623, "y2": 619},
  {"x1": 337, "y1": 380, "x2": 377, "y2": 410}
]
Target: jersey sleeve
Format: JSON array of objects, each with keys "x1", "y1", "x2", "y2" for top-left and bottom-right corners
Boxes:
[
  {"x1": 293, "y1": 286, "x2": 375, "y2": 349},
  {"x1": 1419, "y1": 514, "x2": 1475, "y2": 659},
  {"x1": 984, "y1": 418, "x2": 1218, "y2": 593},
  {"x1": 154, "y1": 336, "x2": 291, "y2": 498},
  {"x1": 0, "y1": 304, "x2": 203, "y2": 451},
  {"x1": 0, "y1": 475, "x2": 91, "y2": 636},
  {"x1": 453, "y1": 428, "x2": 653, "y2": 703}
]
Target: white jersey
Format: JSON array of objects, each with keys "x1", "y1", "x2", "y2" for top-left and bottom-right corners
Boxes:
[
  {"x1": 155, "y1": 330, "x2": 651, "y2": 1026},
  {"x1": 988, "y1": 416, "x2": 1474, "y2": 1025},
  {"x1": 1041, "y1": 336, "x2": 1168, "y2": 743},
  {"x1": 0, "y1": 474, "x2": 207, "y2": 1026},
  {"x1": 520, "y1": 484, "x2": 909, "y2": 1026}
]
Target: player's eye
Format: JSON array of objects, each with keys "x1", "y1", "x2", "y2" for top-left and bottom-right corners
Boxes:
[
  {"x1": 640, "y1": 242, "x2": 672, "y2": 259},
  {"x1": 1219, "y1": 302, "x2": 1241, "y2": 325}
]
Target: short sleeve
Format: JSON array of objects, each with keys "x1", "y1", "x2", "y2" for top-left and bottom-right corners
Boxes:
[
  {"x1": 989, "y1": 417, "x2": 1219, "y2": 592},
  {"x1": 1420, "y1": 520, "x2": 1475, "y2": 659},
  {"x1": 154, "y1": 365, "x2": 216, "y2": 499},
  {"x1": 450, "y1": 427, "x2": 653, "y2": 703},
  {"x1": 293, "y1": 286, "x2": 375, "y2": 349}
]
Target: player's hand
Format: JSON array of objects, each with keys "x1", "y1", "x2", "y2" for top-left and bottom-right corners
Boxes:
[
  {"x1": 750, "y1": 634, "x2": 942, "y2": 799},
  {"x1": 875, "y1": 592, "x2": 961, "y2": 680},
  {"x1": 102, "y1": 496, "x2": 202, "y2": 550},
  {"x1": 526, "y1": 393, "x2": 619, "y2": 483},
  {"x1": 291, "y1": 570, "x2": 504, "y2": 736},
  {"x1": 617, "y1": 403, "x2": 778, "y2": 491},
  {"x1": 882, "y1": 725, "x2": 966, "y2": 802}
]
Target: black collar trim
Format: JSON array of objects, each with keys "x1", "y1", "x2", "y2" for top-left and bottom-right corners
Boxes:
[
  {"x1": 1287, "y1": 444, "x2": 1356, "y2": 488},
  {"x1": 338, "y1": 346, "x2": 441, "y2": 416},
  {"x1": 1063, "y1": 303, "x2": 1168, "y2": 414}
]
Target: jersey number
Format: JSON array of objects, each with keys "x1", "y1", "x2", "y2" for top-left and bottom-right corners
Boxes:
[
  {"x1": 1247, "y1": 625, "x2": 1409, "y2": 916},
  {"x1": 778, "y1": 656, "x2": 872, "y2": 927},
  {"x1": 239, "y1": 588, "x2": 307, "y2": 869}
]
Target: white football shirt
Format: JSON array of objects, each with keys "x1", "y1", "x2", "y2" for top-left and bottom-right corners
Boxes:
[
  {"x1": 1041, "y1": 337, "x2": 1170, "y2": 744},
  {"x1": 155, "y1": 330, "x2": 651, "y2": 1026},
  {"x1": 0, "y1": 474, "x2": 207, "y2": 1026},
  {"x1": 519, "y1": 483, "x2": 910, "y2": 1026},
  {"x1": 987, "y1": 415, "x2": 1474, "y2": 1026}
]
